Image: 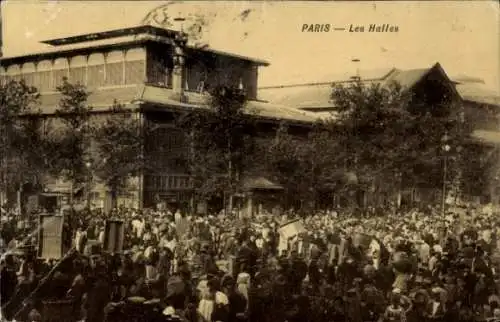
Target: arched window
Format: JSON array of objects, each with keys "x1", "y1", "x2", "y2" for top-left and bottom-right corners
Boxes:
[
  {"x1": 226, "y1": 63, "x2": 243, "y2": 88},
  {"x1": 69, "y1": 55, "x2": 87, "y2": 85},
  {"x1": 186, "y1": 60, "x2": 205, "y2": 92},
  {"x1": 105, "y1": 50, "x2": 124, "y2": 86},
  {"x1": 125, "y1": 48, "x2": 145, "y2": 85},
  {"x1": 35, "y1": 60, "x2": 52, "y2": 92},
  {"x1": 53, "y1": 58, "x2": 69, "y2": 88},
  {"x1": 7, "y1": 64, "x2": 22, "y2": 82},
  {"x1": 0, "y1": 66, "x2": 7, "y2": 85},
  {"x1": 244, "y1": 65, "x2": 258, "y2": 99},
  {"x1": 21, "y1": 62, "x2": 36, "y2": 88},
  {"x1": 148, "y1": 49, "x2": 172, "y2": 87},
  {"x1": 87, "y1": 53, "x2": 105, "y2": 88}
]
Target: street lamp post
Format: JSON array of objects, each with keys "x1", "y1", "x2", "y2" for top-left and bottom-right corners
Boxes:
[
  {"x1": 441, "y1": 132, "x2": 451, "y2": 217},
  {"x1": 351, "y1": 58, "x2": 361, "y2": 81},
  {"x1": 85, "y1": 161, "x2": 92, "y2": 209}
]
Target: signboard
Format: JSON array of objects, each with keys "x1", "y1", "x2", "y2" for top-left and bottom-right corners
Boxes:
[
  {"x1": 38, "y1": 214, "x2": 64, "y2": 259},
  {"x1": 176, "y1": 217, "x2": 190, "y2": 239},
  {"x1": 196, "y1": 201, "x2": 207, "y2": 215},
  {"x1": 42, "y1": 299, "x2": 76, "y2": 322},
  {"x1": 216, "y1": 256, "x2": 235, "y2": 275},
  {"x1": 84, "y1": 239, "x2": 102, "y2": 256},
  {"x1": 25, "y1": 195, "x2": 39, "y2": 215},
  {"x1": 103, "y1": 220, "x2": 125, "y2": 253},
  {"x1": 278, "y1": 219, "x2": 306, "y2": 240}
]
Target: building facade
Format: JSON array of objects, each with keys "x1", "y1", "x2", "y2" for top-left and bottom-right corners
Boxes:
[
  {"x1": 0, "y1": 26, "x2": 317, "y2": 212},
  {"x1": 260, "y1": 64, "x2": 500, "y2": 206}
]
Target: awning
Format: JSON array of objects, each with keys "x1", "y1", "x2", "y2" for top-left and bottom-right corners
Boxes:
[
  {"x1": 341, "y1": 171, "x2": 358, "y2": 185},
  {"x1": 472, "y1": 130, "x2": 500, "y2": 144},
  {"x1": 328, "y1": 170, "x2": 359, "y2": 186},
  {"x1": 39, "y1": 192, "x2": 63, "y2": 197},
  {"x1": 43, "y1": 182, "x2": 84, "y2": 195},
  {"x1": 242, "y1": 177, "x2": 284, "y2": 191}
]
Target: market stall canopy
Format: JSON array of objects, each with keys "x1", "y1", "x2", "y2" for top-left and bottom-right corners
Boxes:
[
  {"x1": 43, "y1": 181, "x2": 84, "y2": 195},
  {"x1": 327, "y1": 170, "x2": 358, "y2": 186},
  {"x1": 242, "y1": 177, "x2": 284, "y2": 191}
]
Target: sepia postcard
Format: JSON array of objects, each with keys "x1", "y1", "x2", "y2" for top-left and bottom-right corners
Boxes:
[{"x1": 0, "y1": 1, "x2": 500, "y2": 322}]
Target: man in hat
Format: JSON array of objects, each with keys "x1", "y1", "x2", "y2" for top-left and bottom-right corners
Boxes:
[
  {"x1": 382, "y1": 289, "x2": 408, "y2": 322},
  {"x1": 1, "y1": 254, "x2": 17, "y2": 320},
  {"x1": 235, "y1": 238, "x2": 258, "y2": 278},
  {"x1": 221, "y1": 274, "x2": 247, "y2": 321},
  {"x1": 427, "y1": 287, "x2": 446, "y2": 320},
  {"x1": 287, "y1": 250, "x2": 307, "y2": 295},
  {"x1": 86, "y1": 263, "x2": 112, "y2": 322}
]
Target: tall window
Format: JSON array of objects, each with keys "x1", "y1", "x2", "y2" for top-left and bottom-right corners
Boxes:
[
  {"x1": 244, "y1": 65, "x2": 258, "y2": 99},
  {"x1": 125, "y1": 48, "x2": 145, "y2": 85},
  {"x1": 106, "y1": 51, "x2": 124, "y2": 86},
  {"x1": 0, "y1": 67, "x2": 7, "y2": 85},
  {"x1": 7, "y1": 64, "x2": 22, "y2": 82},
  {"x1": 87, "y1": 53, "x2": 105, "y2": 88},
  {"x1": 69, "y1": 55, "x2": 87, "y2": 85},
  {"x1": 35, "y1": 60, "x2": 52, "y2": 92},
  {"x1": 148, "y1": 51, "x2": 172, "y2": 87},
  {"x1": 21, "y1": 62, "x2": 36, "y2": 87},
  {"x1": 186, "y1": 61, "x2": 206, "y2": 92},
  {"x1": 53, "y1": 58, "x2": 69, "y2": 88},
  {"x1": 225, "y1": 64, "x2": 243, "y2": 88},
  {"x1": 214, "y1": 58, "x2": 242, "y2": 88}
]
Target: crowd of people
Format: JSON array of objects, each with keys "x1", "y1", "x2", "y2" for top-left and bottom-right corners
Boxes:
[{"x1": 1, "y1": 202, "x2": 500, "y2": 322}]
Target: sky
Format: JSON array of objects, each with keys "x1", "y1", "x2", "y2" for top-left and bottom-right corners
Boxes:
[{"x1": 2, "y1": 1, "x2": 499, "y2": 92}]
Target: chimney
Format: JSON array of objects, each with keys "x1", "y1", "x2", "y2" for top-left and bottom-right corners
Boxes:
[
  {"x1": 170, "y1": 18, "x2": 188, "y2": 103},
  {"x1": 171, "y1": 43, "x2": 187, "y2": 102}
]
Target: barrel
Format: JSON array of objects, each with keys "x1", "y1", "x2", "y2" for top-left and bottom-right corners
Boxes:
[
  {"x1": 42, "y1": 299, "x2": 76, "y2": 322},
  {"x1": 125, "y1": 297, "x2": 147, "y2": 322}
]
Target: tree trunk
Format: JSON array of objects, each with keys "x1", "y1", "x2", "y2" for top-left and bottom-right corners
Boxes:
[
  {"x1": 110, "y1": 188, "x2": 118, "y2": 211},
  {"x1": 227, "y1": 139, "x2": 233, "y2": 214},
  {"x1": 17, "y1": 187, "x2": 22, "y2": 217},
  {"x1": 69, "y1": 180, "x2": 74, "y2": 206}
]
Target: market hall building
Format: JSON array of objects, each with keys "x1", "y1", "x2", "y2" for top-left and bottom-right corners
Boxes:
[
  {"x1": 2, "y1": 25, "x2": 500, "y2": 212},
  {"x1": 0, "y1": 25, "x2": 317, "y2": 212},
  {"x1": 260, "y1": 66, "x2": 500, "y2": 207}
]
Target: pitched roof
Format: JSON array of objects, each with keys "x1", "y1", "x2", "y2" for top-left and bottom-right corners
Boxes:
[
  {"x1": 33, "y1": 84, "x2": 318, "y2": 123},
  {"x1": 41, "y1": 25, "x2": 177, "y2": 46},
  {"x1": 36, "y1": 85, "x2": 140, "y2": 114},
  {"x1": 452, "y1": 75, "x2": 486, "y2": 84},
  {"x1": 1, "y1": 25, "x2": 269, "y2": 66},
  {"x1": 454, "y1": 82, "x2": 500, "y2": 106},
  {"x1": 383, "y1": 68, "x2": 430, "y2": 88},
  {"x1": 259, "y1": 63, "x2": 464, "y2": 110},
  {"x1": 281, "y1": 68, "x2": 396, "y2": 87},
  {"x1": 136, "y1": 85, "x2": 319, "y2": 123},
  {"x1": 258, "y1": 83, "x2": 336, "y2": 109},
  {"x1": 471, "y1": 130, "x2": 500, "y2": 145},
  {"x1": 1, "y1": 35, "x2": 149, "y2": 65},
  {"x1": 258, "y1": 69, "x2": 392, "y2": 110}
]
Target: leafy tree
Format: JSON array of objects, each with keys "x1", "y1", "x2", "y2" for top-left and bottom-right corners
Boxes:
[
  {"x1": 328, "y1": 80, "x2": 469, "y2": 204},
  {"x1": 178, "y1": 85, "x2": 255, "y2": 210},
  {"x1": 93, "y1": 102, "x2": 144, "y2": 209},
  {"x1": 0, "y1": 79, "x2": 51, "y2": 207},
  {"x1": 266, "y1": 122, "x2": 348, "y2": 211},
  {"x1": 458, "y1": 142, "x2": 500, "y2": 202},
  {"x1": 49, "y1": 78, "x2": 93, "y2": 204},
  {"x1": 266, "y1": 123, "x2": 307, "y2": 209}
]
